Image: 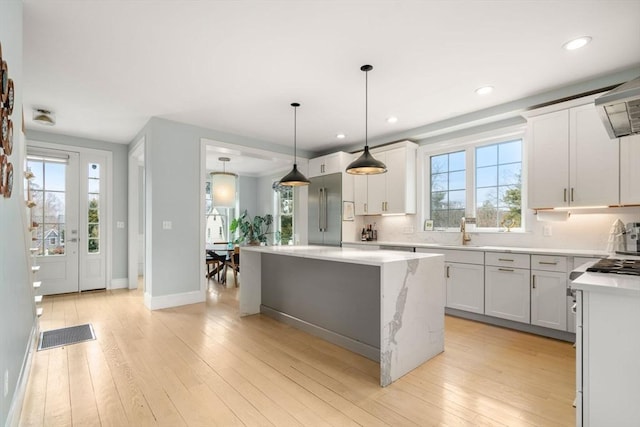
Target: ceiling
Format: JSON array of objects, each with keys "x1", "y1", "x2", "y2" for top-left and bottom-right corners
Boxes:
[{"x1": 22, "y1": 0, "x2": 640, "y2": 166}]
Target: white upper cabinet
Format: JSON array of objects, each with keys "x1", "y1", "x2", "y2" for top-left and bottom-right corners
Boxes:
[
  {"x1": 353, "y1": 141, "x2": 417, "y2": 215},
  {"x1": 308, "y1": 151, "x2": 352, "y2": 178},
  {"x1": 528, "y1": 102, "x2": 620, "y2": 208},
  {"x1": 569, "y1": 104, "x2": 619, "y2": 206},
  {"x1": 528, "y1": 109, "x2": 570, "y2": 208},
  {"x1": 620, "y1": 134, "x2": 640, "y2": 205}
]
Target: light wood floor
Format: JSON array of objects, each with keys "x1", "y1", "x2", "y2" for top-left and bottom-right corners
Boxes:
[{"x1": 20, "y1": 275, "x2": 576, "y2": 426}]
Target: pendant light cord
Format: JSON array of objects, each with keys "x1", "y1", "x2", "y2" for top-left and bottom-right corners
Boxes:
[
  {"x1": 365, "y1": 68, "x2": 368, "y2": 149},
  {"x1": 293, "y1": 104, "x2": 297, "y2": 164}
]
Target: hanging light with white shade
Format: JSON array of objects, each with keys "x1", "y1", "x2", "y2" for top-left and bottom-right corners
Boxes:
[{"x1": 210, "y1": 157, "x2": 237, "y2": 208}]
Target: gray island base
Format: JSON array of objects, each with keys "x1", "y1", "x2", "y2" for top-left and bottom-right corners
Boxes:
[{"x1": 240, "y1": 246, "x2": 445, "y2": 387}]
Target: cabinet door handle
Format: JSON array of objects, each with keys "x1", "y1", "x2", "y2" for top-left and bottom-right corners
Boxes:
[
  {"x1": 539, "y1": 261, "x2": 558, "y2": 265},
  {"x1": 571, "y1": 187, "x2": 574, "y2": 202},
  {"x1": 564, "y1": 188, "x2": 567, "y2": 202},
  {"x1": 498, "y1": 268, "x2": 514, "y2": 272},
  {"x1": 364, "y1": 203, "x2": 367, "y2": 213},
  {"x1": 446, "y1": 265, "x2": 450, "y2": 278},
  {"x1": 532, "y1": 274, "x2": 536, "y2": 289},
  {"x1": 498, "y1": 258, "x2": 514, "y2": 262}
]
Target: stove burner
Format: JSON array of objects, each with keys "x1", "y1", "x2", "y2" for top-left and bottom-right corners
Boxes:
[{"x1": 587, "y1": 258, "x2": 640, "y2": 276}]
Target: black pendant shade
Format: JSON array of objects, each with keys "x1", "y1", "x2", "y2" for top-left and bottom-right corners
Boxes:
[
  {"x1": 280, "y1": 102, "x2": 310, "y2": 187},
  {"x1": 279, "y1": 164, "x2": 309, "y2": 186},
  {"x1": 346, "y1": 64, "x2": 387, "y2": 175},
  {"x1": 346, "y1": 146, "x2": 387, "y2": 175}
]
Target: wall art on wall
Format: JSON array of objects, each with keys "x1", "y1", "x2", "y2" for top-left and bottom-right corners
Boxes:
[
  {"x1": 3, "y1": 161, "x2": 12, "y2": 198},
  {"x1": 0, "y1": 153, "x2": 5, "y2": 195},
  {"x1": 0, "y1": 40, "x2": 16, "y2": 199},
  {"x1": 343, "y1": 201, "x2": 355, "y2": 221}
]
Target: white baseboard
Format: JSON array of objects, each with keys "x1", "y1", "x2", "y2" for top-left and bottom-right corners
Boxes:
[
  {"x1": 110, "y1": 278, "x2": 129, "y2": 289},
  {"x1": 6, "y1": 320, "x2": 39, "y2": 427},
  {"x1": 144, "y1": 290, "x2": 205, "y2": 310}
]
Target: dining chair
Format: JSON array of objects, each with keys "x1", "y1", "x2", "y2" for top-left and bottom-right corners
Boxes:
[
  {"x1": 224, "y1": 246, "x2": 240, "y2": 287},
  {"x1": 206, "y1": 250, "x2": 226, "y2": 282}
]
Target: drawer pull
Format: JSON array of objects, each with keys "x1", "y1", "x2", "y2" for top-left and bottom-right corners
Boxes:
[
  {"x1": 498, "y1": 258, "x2": 514, "y2": 262},
  {"x1": 532, "y1": 274, "x2": 536, "y2": 289},
  {"x1": 498, "y1": 268, "x2": 514, "y2": 272},
  {"x1": 539, "y1": 261, "x2": 558, "y2": 265}
]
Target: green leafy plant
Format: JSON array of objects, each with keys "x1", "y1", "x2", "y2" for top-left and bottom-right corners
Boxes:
[{"x1": 230, "y1": 210, "x2": 274, "y2": 245}]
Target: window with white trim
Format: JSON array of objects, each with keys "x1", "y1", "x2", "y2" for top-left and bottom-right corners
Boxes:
[
  {"x1": 426, "y1": 135, "x2": 524, "y2": 231},
  {"x1": 430, "y1": 151, "x2": 466, "y2": 229}
]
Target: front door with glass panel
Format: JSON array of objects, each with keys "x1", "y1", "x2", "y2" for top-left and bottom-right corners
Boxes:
[
  {"x1": 28, "y1": 149, "x2": 108, "y2": 294},
  {"x1": 28, "y1": 152, "x2": 80, "y2": 295}
]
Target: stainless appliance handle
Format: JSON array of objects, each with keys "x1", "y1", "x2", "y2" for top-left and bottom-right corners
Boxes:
[
  {"x1": 322, "y1": 187, "x2": 328, "y2": 231},
  {"x1": 318, "y1": 188, "x2": 324, "y2": 232}
]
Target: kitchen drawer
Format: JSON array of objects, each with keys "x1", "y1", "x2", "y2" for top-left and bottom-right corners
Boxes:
[
  {"x1": 532, "y1": 255, "x2": 568, "y2": 272},
  {"x1": 416, "y1": 248, "x2": 484, "y2": 265},
  {"x1": 485, "y1": 252, "x2": 530, "y2": 269}
]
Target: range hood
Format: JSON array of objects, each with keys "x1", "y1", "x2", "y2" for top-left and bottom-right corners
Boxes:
[{"x1": 595, "y1": 76, "x2": 640, "y2": 139}]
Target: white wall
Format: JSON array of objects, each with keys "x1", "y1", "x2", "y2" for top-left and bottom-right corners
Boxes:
[{"x1": 0, "y1": 2, "x2": 37, "y2": 424}]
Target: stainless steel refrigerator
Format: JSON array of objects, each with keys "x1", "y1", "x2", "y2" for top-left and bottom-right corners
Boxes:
[{"x1": 308, "y1": 172, "x2": 342, "y2": 246}]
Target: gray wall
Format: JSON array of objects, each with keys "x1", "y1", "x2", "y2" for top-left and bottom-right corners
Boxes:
[
  {"x1": 238, "y1": 175, "x2": 258, "y2": 217},
  {"x1": 24, "y1": 130, "x2": 130, "y2": 282},
  {"x1": 132, "y1": 117, "x2": 311, "y2": 300},
  {"x1": 0, "y1": 2, "x2": 35, "y2": 424}
]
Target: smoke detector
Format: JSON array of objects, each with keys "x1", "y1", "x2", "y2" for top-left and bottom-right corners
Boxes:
[{"x1": 32, "y1": 109, "x2": 55, "y2": 126}]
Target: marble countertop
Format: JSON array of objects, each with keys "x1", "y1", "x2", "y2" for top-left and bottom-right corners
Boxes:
[
  {"x1": 241, "y1": 245, "x2": 441, "y2": 266},
  {"x1": 343, "y1": 240, "x2": 610, "y2": 257},
  {"x1": 571, "y1": 270, "x2": 640, "y2": 297}
]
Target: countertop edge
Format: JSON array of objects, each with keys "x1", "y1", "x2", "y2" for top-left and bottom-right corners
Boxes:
[
  {"x1": 342, "y1": 240, "x2": 609, "y2": 257},
  {"x1": 571, "y1": 271, "x2": 640, "y2": 297},
  {"x1": 241, "y1": 245, "x2": 443, "y2": 266}
]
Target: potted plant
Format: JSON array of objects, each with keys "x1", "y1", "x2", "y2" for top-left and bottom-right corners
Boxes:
[{"x1": 230, "y1": 210, "x2": 274, "y2": 245}]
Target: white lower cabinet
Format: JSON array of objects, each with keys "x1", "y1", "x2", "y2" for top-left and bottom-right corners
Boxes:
[
  {"x1": 531, "y1": 270, "x2": 567, "y2": 330},
  {"x1": 531, "y1": 255, "x2": 568, "y2": 331},
  {"x1": 446, "y1": 262, "x2": 484, "y2": 314},
  {"x1": 485, "y1": 266, "x2": 530, "y2": 323}
]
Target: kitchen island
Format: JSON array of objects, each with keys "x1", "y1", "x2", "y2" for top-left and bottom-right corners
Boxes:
[{"x1": 239, "y1": 245, "x2": 445, "y2": 387}]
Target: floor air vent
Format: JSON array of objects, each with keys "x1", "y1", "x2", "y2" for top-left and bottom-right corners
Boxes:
[{"x1": 38, "y1": 324, "x2": 96, "y2": 351}]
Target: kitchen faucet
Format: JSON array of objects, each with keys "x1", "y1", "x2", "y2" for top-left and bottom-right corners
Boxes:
[{"x1": 460, "y1": 217, "x2": 471, "y2": 245}]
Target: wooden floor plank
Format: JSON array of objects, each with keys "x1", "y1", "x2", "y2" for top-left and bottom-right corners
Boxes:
[{"x1": 20, "y1": 281, "x2": 576, "y2": 426}]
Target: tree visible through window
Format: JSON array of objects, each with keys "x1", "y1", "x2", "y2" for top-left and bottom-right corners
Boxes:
[
  {"x1": 475, "y1": 140, "x2": 522, "y2": 228},
  {"x1": 88, "y1": 163, "x2": 100, "y2": 253},
  {"x1": 430, "y1": 151, "x2": 466, "y2": 228},
  {"x1": 273, "y1": 182, "x2": 294, "y2": 245}
]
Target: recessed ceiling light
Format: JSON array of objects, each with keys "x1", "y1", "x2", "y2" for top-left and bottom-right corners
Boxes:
[
  {"x1": 562, "y1": 36, "x2": 592, "y2": 51},
  {"x1": 475, "y1": 86, "x2": 494, "y2": 95},
  {"x1": 336, "y1": 133, "x2": 346, "y2": 139},
  {"x1": 386, "y1": 116, "x2": 398, "y2": 124}
]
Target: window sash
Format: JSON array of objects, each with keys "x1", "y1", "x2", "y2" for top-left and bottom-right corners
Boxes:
[{"x1": 425, "y1": 133, "x2": 524, "y2": 231}]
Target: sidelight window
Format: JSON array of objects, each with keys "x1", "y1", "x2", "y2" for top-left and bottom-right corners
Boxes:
[{"x1": 87, "y1": 163, "x2": 100, "y2": 253}]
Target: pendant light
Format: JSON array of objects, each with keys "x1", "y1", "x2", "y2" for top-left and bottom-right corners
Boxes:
[
  {"x1": 346, "y1": 65, "x2": 387, "y2": 175},
  {"x1": 210, "y1": 157, "x2": 237, "y2": 208},
  {"x1": 279, "y1": 102, "x2": 310, "y2": 186}
]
